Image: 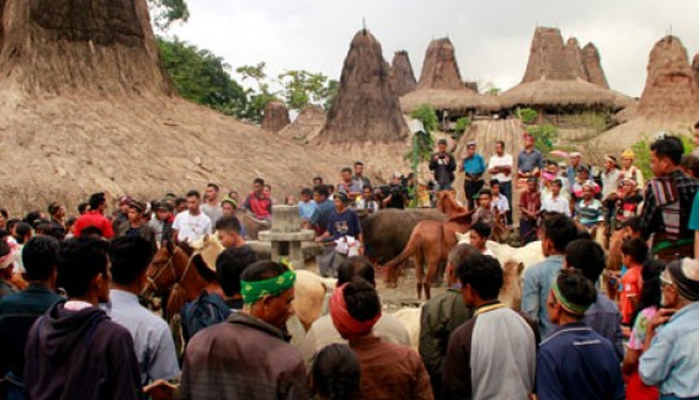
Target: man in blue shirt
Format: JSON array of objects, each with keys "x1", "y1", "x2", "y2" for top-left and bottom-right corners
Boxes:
[
  {"x1": 521, "y1": 213, "x2": 578, "y2": 338},
  {"x1": 639, "y1": 258, "x2": 698, "y2": 400},
  {"x1": 536, "y1": 269, "x2": 625, "y2": 400},
  {"x1": 517, "y1": 133, "x2": 543, "y2": 179},
  {"x1": 565, "y1": 239, "x2": 625, "y2": 360},
  {"x1": 310, "y1": 184, "x2": 336, "y2": 236},
  {"x1": 106, "y1": 236, "x2": 180, "y2": 386},
  {"x1": 298, "y1": 187, "x2": 318, "y2": 222},
  {"x1": 316, "y1": 193, "x2": 363, "y2": 277},
  {"x1": 0, "y1": 236, "x2": 63, "y2": 399},
  {"x1": 462, "y1": 141, "x2": 486, "y2": 210}
]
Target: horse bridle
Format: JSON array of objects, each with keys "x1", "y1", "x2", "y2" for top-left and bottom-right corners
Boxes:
[{"x1": 144, "y1": 246, "x2": 196, "y2": 294}]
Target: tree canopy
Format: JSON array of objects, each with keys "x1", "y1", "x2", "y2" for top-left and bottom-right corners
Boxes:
[{"x1": 148, "y1": 0, "x2": 190, "y2": 30}]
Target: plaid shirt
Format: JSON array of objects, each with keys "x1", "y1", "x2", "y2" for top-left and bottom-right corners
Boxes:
[{"x1": 641, "y1": 170, "x2": 698, "y2": 241}]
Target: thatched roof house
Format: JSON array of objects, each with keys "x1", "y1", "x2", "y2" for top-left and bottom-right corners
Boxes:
[
  {"x1": 278, "y1": 105, "x2": 326, "y2": 142},
  {"x1": 693, "y1": 53, "x2": 699, "y2": 87},
  {"x1": 582, "y1": 43, "x2": 610, "y2": 88},
  {"x1": 594, "y1": 35, "x2": 698, "y2": 151},
  {"x1": 401, "y1": 37, "x2": 501, "y2": 115},
  {"x1": 417, "y1": 38, "x2": 464, "y2": 90},
  {"x1": 316, "y1": 29, "x2": 408, "y2": 143},
  {"x1": 261, "y1": 101, "x2": 291, "y2": 133},
  {"x1": 500, "y1": 27, "x2": 631, "y2": 112},
  {"x1": 391, "y1": 51, "x2": 417, "y2": 96}
]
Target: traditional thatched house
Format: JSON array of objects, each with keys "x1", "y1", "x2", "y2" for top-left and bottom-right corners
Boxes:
[
  {"x1": 500, "y1": 27, "x2": 632, "y2": 115},
  {"x1": 391, "y1": 51, "x2": 417, "y2": 97},
  {"x1": 278, "y1": 105, "x2": 326, "y2": 142},
  {"x1": 594, "y1": 35, "x2": 698, "y2": 151},
  {"x1": 316, "y1": 29, "x2": 408, "y2": 143},
  {"x1": 261, "y1": 101, "x2": 291, "y2": 133},
  {"x1": 582, "y1": 43, "x2": 610, "y2": 88},
  {"x1": 401, "y1": 37, "x2": 501, "y2": 118},
  {"x1": 693, "y1": 53, "x2": 699, "y2": 88}
]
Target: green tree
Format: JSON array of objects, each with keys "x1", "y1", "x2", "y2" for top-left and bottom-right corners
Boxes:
[
  {"x1": 148, "y1": 0, "x2": 190, "y2": 30},
  {"x1": 158, "y1": 37, "x2": 248, "y2": 118},
  {"x1": 405, "y1": 104, "x2": 437, "y2": 167},
  {"x1": 516, "y1": 108, "x2": 538, "y2": 124},
  {"x1": 527, "y1": 124, "x2": 558, "y2": 153},
  {"x1": 277, "y1": 70, "x2": 338, "y2": 111},
  {"x1": 236, "y1": 63, "x2": 279, "y2": 124}
]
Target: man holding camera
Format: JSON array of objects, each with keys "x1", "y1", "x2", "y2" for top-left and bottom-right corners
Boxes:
[
  {"x1": 382, "y1": 173, "x2": 409, "y2": 210},
  {"x1": 429, "y1": 139, "x2": 457, "y2": 192}
]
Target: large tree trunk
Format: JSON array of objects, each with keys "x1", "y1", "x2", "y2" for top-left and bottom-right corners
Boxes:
[{"x1": 0, "y1": 0, "x2": 172, "y2": 98}]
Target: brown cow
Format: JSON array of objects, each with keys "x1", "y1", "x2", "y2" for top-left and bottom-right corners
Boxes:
[{"x1": 380, "y1": 192, "x2": 471, "y2": 300}]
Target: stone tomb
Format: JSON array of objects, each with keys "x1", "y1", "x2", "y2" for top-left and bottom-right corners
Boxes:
[{"x1": 258, "y1": 205, "x2": 315, "y2": 269}]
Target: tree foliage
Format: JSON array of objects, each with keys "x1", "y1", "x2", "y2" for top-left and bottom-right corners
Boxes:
[
  {"x1": 516, "y1": 108, "x2": 538, "y2": 125},
  {"x1": 236, "y1": 63, "x2": 279, "y2": 124},
  {"x1": 527, "y1": 124, "x2": 558, "y2": 153},
  {"x1": 148, "y1": 0, "x2": 190, "y2": 30},
  {"x1": 632, "y1": 134, "x2": 695, "y2": 179},
  {"x1": 405, "y1": 104, "x2": 437, "y2": 168},
  {"x1": 158, "y1": 37, "x2": 249, "y2": 118},
  {"x1": 277, "y1": 70, "x2": 338, "y2": 112}
]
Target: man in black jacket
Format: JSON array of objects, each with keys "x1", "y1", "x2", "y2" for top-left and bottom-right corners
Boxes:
[
  {"x1": 24, "y1": 237, "x2": 143, "y2": 400},
  {"x1": 429, "y1": 139, "x2": 457, "y2": 192}
]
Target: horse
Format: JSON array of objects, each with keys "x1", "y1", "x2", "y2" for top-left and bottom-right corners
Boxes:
[
  {"x1": 380, "y1": 191, "x2": 472, "y2": 300},
  {"x1": 236, "y1": 210, "x2": 271, "y2": 240}
]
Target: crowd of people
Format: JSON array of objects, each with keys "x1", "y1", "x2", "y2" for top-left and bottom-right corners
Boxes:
[{"x1": 0, "y1": 131, "x2": 697, "y2": 400}]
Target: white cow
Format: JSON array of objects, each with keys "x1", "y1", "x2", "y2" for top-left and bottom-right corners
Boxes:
[
  {"x1": 392, "y1": 307, "x2": 422, "y2": 350},
  {"x1": 455, "y1": 232, "x2": 545, "y2": 273}
]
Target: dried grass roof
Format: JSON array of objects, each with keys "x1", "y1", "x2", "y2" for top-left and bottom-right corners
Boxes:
[
  {"x1": 499, "y1": 78, "x2": 633, "y2": 109},
  {"x1": 416, "y1": 38, "x2": 464, "y2": 91},
  {"x1": 392, "y1": 51, "x2": 417, "y2": 96},
  {"x1": 400, "y1": 88, "x2": 501, "y2": 113},
  {"x1": 278, "y1": 105, "x2": 326, "y2": 142}
]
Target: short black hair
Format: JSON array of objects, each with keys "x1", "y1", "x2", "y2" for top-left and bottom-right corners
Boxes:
[
  {"x1": 555, "y1": 269, "x2": 597, "y2": 318},
  {"x1": 47, "y1": 202, "x2": 61, "y2": 216},
  {"x1": 552, "y1": 179, "x2": 563, "y2": 188},
  {"x1": 496, "y1": 140, "x2": 505, "y2": 147},
  {"x1": 542, "y1": 214, "x2": 578, "y2": 253},
  {"x1": 300, "y1": 188, "x2": 313, "y2": 197},
  {"x1": 77, "y1": 202, "x2": 89, "y2": 214},
  {"x1": 215, "y1": 215, "x2": 242, "y2": 235},
  {"x1": 88, "y1": 192, "x2": 106, "y2": 210},
  {"x1": 313, "y1": 184, "x2": 329, "y2": 198},
  {"x1": 57, "y1": 237, "x2": 109, "y2": 297},
  {"x1": 0, "y1": 209, "x2": 7, "y2": 219},
  {"x1": 489, "y1": 179, "x2": 500, "y2": 187},
  {"x1": 23, "y1": 211, "x2": 42, "y2": 227},
  {"x1": 253, "y1": 178, "x2": 265, "y2": 186},
  {"x1": 471, "y1": 222, "x2": 491, "y2": 239},
  {"x1": 35, "y1": 222, "x2": 51, "y2": 236},
  {"x1": 207, "y1": 183, "x2": 220, "y2": 191},
  {"x1": 337, "y1": 256, "x2": 375, "y2": 286},
  {"x1": 216, "y1": 246, "x2": 258, "y2": 296},
  {"x1": 565, "y1": 239, "x2": 605, "y2": 283},
  {"x1": 240, "y1": 260, "x2": 289, "y2": 283},
  {"x1": 175, "y1": 197, "x2": 187, "y2": 208},
  {"x1": 15, "y1": 222, "x2": 32, "y2": 243},
  {"x1": 478, "y1": 189, "x2": 492, "y2": 198},
  {"x1": 312, "y1": 344, "x2": 361, "y2": 400},
  {"x1": 457, "y1": 254, "x2": 503, "y2": 300},
  {"x1": 650, "y1": 135, "x2": 684, "y2": 165},
  {"x1": 621, "y1": 237, "x2": 648, "y2": 265},
  {"x1": 109, "y1": 236, "x2": 154, "y2": 286},
  {"x1": 354, "y1": 161, "x2": 364, "y2": 167},
  {"x1": 22, "y1": 236, "x2": 60, "y2": 281},
  {"x1": 186, "y1": 190, "x2": 201, "y2": 199},
  {"x1": 341, "y1": 167, "x2": 352, "y2": 174},
  {"x1": 342, "y1": 277, "x2": 381, "y2": 322},
  {"x1": 313, "y1": 176, "x2": 324, "y2": 183},
  {"x1": 80, "y1": 226, "x2": 104, "y2": 238}
]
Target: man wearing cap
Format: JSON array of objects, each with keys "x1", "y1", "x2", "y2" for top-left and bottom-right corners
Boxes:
[
  {"x1": 487, "y1": 140, "x2": 514, "y2": 224},
  {"x1": 462, "y1": 141, "x2": 486, "y2": 210},
  {"x1": 117, "y1": 200, "x2": 157, "y2": 256},
  {"x1": 536, "y1": 269, "x2": 625, "y2": 400},
  {"x1": 640, "y1": 135, "x2": 698, "y2": 261},
  {"x1": 517, "y1": 133, "x2": 543, "y2": 180},
  {"x1": 620, "y1": 149, "x2": 645, "y2": 190},
  {"x1": 329, "y1": 278, "x2": 432, "y2": 400},
  {"x1": 181, "y1": 260, "x2": 308, "y2": 400},
  {"x1": 429, "y1": 139, "x2": 457, "y2": 192},
  {"x1": 639, "y1": 258, "x2": 698, "y2": 400}
]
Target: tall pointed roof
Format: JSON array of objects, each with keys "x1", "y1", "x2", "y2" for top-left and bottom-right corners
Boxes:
[
  {"x1": 582, "y1": 43, "x2": 609, "y2": 88},
  {"x1": 391, "y1": 50, "x2": 417, "y2": 96},
  {"x1": 417, "y1": 38, "x2": 464, "y2": 90}
]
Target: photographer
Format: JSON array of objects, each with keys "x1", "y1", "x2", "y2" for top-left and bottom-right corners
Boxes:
[
  {"x1": 429, "y1": 139, "x2": 456, "y2": 191},
  {"x1": 382, "y1": 173, "x2": 409, "y2": 209}
]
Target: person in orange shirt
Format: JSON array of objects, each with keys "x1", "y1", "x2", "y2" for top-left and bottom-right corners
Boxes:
[{"x1": 619, "y1": 238, "x2": 648, "y2": 327}]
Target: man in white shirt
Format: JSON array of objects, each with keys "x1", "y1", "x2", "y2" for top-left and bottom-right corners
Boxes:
[
  {"x1": 487, "y1": 140, "x2": 513, "y2": 225},
  {"x1": 541, "y1": 179, "x2": 571, "y2": 217},
  {"x1": 172, "y1": 190, "x2": 212, "y2": 243}
]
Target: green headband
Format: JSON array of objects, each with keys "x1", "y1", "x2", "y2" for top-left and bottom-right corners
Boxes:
[
  {"x1": 241, "y1": 270, "x2": 296, "y2": 305},
  {"x1": 552, "y1": 280, "x2": 589, "y2": 316}
]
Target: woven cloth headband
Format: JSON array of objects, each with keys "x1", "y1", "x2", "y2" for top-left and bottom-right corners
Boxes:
[
  {"x1": 241, "y1": 269, "x2": 296, "y2": 305},
  {"x1": 552, "y1": 280, "x2": 589, "y2": 316}
]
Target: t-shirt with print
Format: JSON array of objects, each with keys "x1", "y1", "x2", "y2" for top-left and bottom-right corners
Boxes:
[
  {"x1": 326, "y1": 209, "x2": 362, "y2": 240},
  {"x1": 620, "y1": 267, "x2": 643, "y2": 325},
  {"x1": 172, "y1": 211, "x2": 212, "y2": 243},
  {"x1": 627, "y1": 306, "x2": 658, "y2": 351}
]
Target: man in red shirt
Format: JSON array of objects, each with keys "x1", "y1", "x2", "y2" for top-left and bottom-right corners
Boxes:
[
  {"x1": 242, "y1": 178, "x2": 272, "y2": 220},
  {"x1": 619, "y1": 238, "x2": 647, "y2": 326},
  {"x1": 73, "y1": 193, "x2": 114, "y2": 238},
  {"x1": 519, "y1": 178, "x2": 541, "y2": 244}
]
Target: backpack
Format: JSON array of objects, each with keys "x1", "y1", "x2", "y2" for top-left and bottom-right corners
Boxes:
[{"x1": 181, "y1": 291, "x2": 231, "y2": 343}]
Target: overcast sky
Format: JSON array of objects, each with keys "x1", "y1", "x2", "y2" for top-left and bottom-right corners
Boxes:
[{"x1": 167, "y1": 0, "x2": 699, "y2": 98}]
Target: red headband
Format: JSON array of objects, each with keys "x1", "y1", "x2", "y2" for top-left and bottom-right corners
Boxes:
[{"x1": 329, "y1": 283, "x2": 381, "y2": 339}]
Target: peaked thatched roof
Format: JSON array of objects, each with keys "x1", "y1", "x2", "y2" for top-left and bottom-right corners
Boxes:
[
  {"x1": 417, "y1": 38, "x2": 464, "y2": 90},
  {"x1": 693, "y1": 53, "x2": 699, "y2": 87},
  {"x1": 501, "y1": 27, "x2": 630, "y2": 109},
  {"x1": 316, "y1": 29, "x2": 408, "y2": 143},
  {"x1": 636, "y1": 35, "x2": 698, "y2": 120},
  {"x1": 400, "y1": 88, "x2": 501, "y2": 113},
  {"x1": 582, "y1": 43, "x2": 610, "y2": 88},
  {"x1": 278, "y1": 105, "x2": 326, "y2": 142},
  {"x1": 392, "y1": 51, "x2": 417, "y2": 96},
  {"x1": 261, "y1": 101, "x2": 291, "y2": 133}
]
